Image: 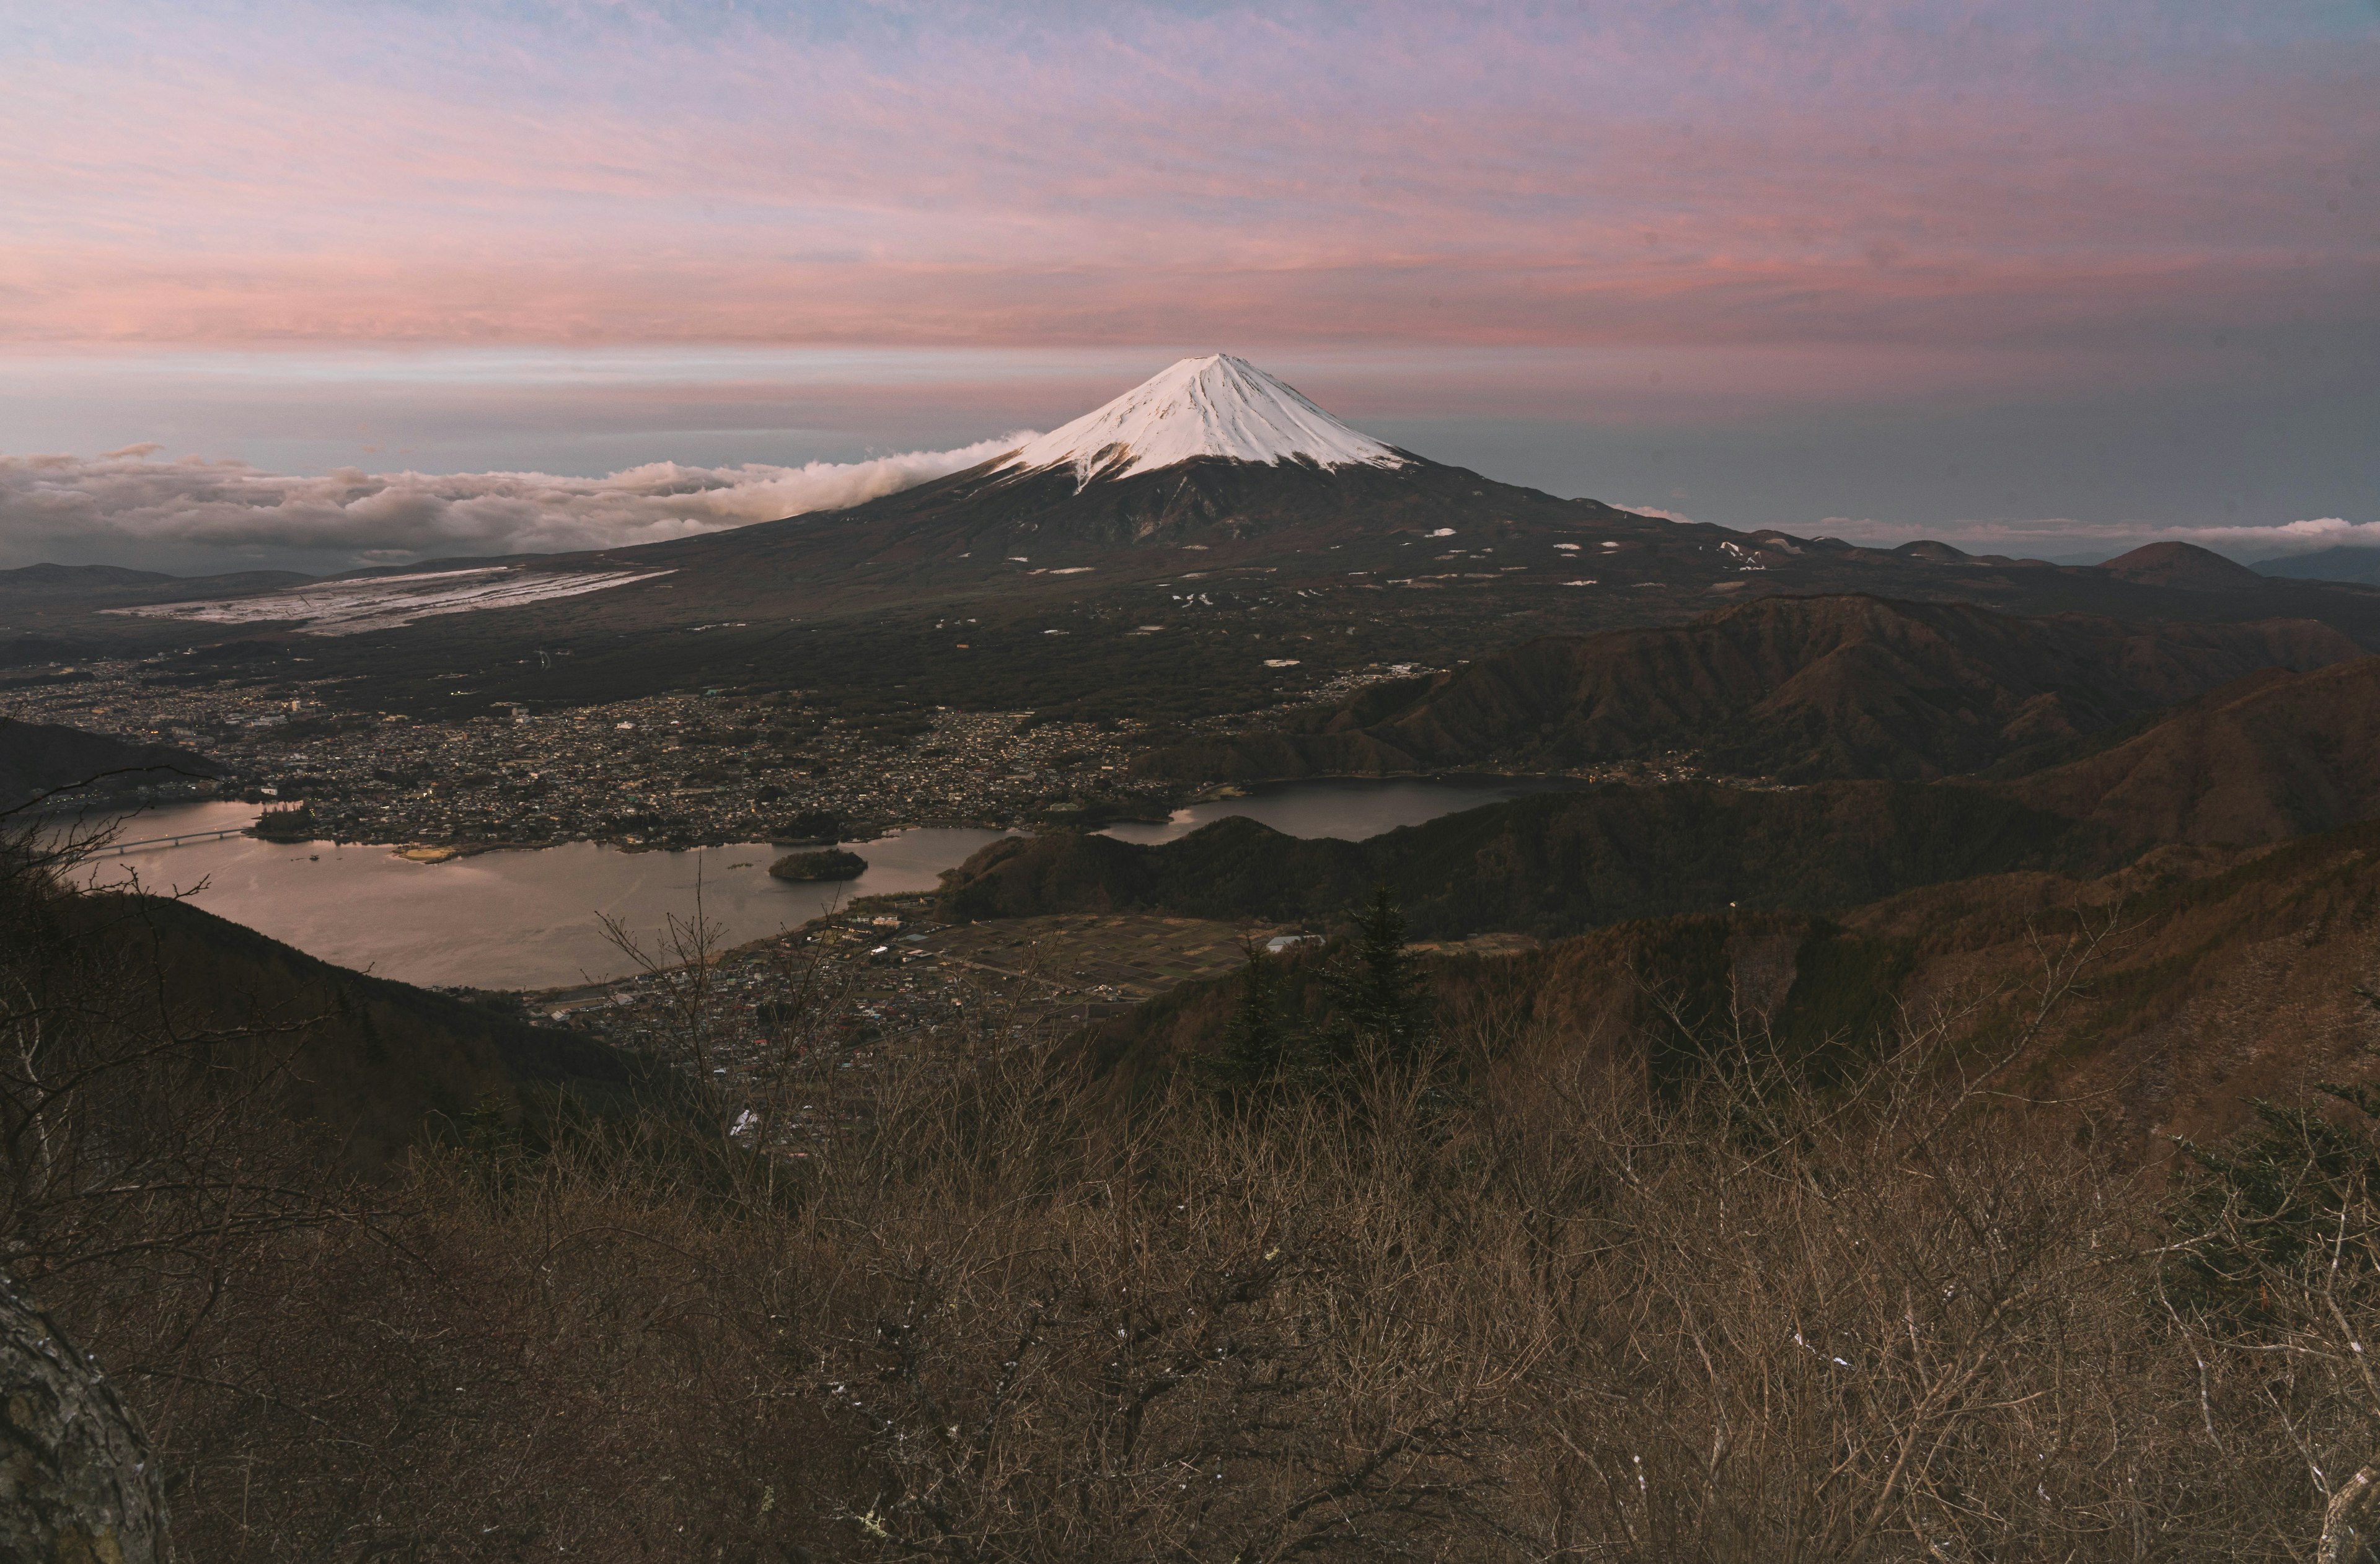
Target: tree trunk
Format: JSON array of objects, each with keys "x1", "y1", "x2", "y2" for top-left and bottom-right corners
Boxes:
[
  {"x1": 0, "y1": 1269, "x2": 168, "y2": 1564},
  {"x1": 2323, "y1": 1461, "x2": 2380, "y2": 1564}
]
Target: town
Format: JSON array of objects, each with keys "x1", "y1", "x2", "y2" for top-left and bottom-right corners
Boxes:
[
  {"x1": 5, "y1": 656, "x2": 1176, "y2": 846},
  {"x1": 1, "y1": 650, "x2": 1482, "y2": 849}
]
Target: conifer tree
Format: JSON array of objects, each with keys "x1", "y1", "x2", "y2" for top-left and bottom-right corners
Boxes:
[
  {"x1": 1198, "y1": 937, "x2": 1292, "y2": 1101},
  {"x1": 1314, "y1": 885, "x2": 1435, "y2": 1074}
]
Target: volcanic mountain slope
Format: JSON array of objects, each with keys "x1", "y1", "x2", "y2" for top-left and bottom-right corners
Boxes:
[
  {"x1": 552, "y1": 355, "x2": 2300, "y2": 618},
  {"x1": 1144, "y1": 595, "x2": 2363, "y2": 784},
  {"x1": 602, "y1": 353, "x2": 1660, "y2": 595},
  {"x1": 20, "y1": 356, "x2": 2380, "y2": 732},
  {"x1": 482, "y1": 361, "x2": 2380, "y2": 648},
  {"x1": 2096, "y1": 542, "x2": 2268, "y2": 592}
]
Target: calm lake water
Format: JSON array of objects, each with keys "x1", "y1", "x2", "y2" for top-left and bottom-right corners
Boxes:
[
  {"x1": 69, "y1": 802, "x2": 1011, "y2": 991},
  {"x1": 1098, "y1": 775, "x2": 1569, "y2": 845},
  {"x1": 66, "y1": 777, "x2": 1556, "y2": 990}
]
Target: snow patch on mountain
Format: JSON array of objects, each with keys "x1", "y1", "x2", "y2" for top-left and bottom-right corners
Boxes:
[
  {"x1": 996, "y1": 354, "x2": 1406, "y2": 486},
  {"x1": 107, "y1": 566, "x2": 672, "y2": 636}
]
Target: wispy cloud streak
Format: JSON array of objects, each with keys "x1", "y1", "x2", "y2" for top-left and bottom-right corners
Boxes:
[{"x1": 0, "y1": 1, "x2": 2369, "y2": 356}]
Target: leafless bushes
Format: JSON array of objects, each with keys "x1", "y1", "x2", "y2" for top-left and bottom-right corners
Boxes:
[
  {"x1": 18, "y1": 837, "x2": 2380, "y2": 1559},
  {"x1": 0, "y1": 809, "x2": 353, "y2": 1300}
]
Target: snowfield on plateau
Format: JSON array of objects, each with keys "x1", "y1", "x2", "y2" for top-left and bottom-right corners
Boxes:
[
  {"x1": 107, "y1": 566, "x2": 672, "y2": 636},
  {"x1": 995, "y1": 354, "x2": 1408, "y2": 486}
]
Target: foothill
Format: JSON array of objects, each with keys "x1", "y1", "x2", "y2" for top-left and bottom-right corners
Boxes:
[{"x1": 12, "y1": 350, "x2": 2380, "y2": 1558}]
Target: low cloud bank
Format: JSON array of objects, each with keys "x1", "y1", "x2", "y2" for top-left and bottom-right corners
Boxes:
[
  {"x1": 1616, "y1": 504, "x2": 1698, "y2": 525},
  {"x1": 2169, "y1": 517, "x2": 2374, "y2": 558},
  {"x1": 1805, "y1": 514, "x2": 2373, "y2": 561},
  {"x1": 0, "y1": 436, "x2": 1029, "y2": 569}
]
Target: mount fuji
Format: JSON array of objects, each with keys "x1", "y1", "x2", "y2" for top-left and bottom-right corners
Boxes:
[
  {"x1": 37, "y1": 352, "x2": 2379, "y2": 728},
  {"x1": 994, "y1": 353, "x2": 1410, "y2": 485},
  {"x1": 601, "y1": 353, "x2": 1657, "y2": 587}
]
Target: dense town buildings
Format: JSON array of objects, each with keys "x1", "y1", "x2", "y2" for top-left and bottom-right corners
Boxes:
[{"x1": 5, "y1": 657, "x2": 1181, "y2": 846}]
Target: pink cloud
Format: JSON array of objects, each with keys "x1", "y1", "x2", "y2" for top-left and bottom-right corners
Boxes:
[{"x1": 0, "y1": 1, "x2": 2371, "y2": 370}]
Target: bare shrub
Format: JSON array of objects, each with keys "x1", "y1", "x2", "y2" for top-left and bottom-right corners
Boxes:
[{"x1": 17, "y1": 838, "x2": 2380, "y2": 1560}]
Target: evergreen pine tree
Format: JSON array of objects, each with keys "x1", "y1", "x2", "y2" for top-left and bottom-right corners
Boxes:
[
  {"x1": 1198, "y1": 937, "x2": 1292, "y2": 1101},
  {"x1": 1315, "y1": 885, "x2": 1435, "y2": 1074}
]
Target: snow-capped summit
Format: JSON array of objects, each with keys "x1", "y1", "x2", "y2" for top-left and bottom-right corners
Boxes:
[{"x1": 996, "y1": 354, "x2": 1408, "y2": 486}]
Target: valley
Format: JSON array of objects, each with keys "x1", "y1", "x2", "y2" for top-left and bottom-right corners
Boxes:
[
  {"x1": 16, "y1": 353, "x2": 2380, "y2": 1562},
  {"x1": 16, "y1": 358, "x2": 2380, "y2": 1043}
]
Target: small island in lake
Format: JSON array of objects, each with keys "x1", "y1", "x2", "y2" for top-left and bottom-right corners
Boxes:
[
  {"x1": 250, "y1": 802, "x2": 320, "y2": 843},
  {"x1": 768, "y1": 848, "x2": 867, "y2": 882}
]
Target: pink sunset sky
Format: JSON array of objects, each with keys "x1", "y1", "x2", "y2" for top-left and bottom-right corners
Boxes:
[{"x1": 2, "y1": 0, "x2": 2374, "y2": 571}]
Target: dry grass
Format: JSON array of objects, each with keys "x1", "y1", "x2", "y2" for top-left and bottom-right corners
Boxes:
[{"x1": 12, "y1": 821, "x2": 2380, "y2": 1560}]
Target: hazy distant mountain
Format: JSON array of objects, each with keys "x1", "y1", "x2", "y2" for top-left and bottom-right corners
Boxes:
[
  {"x1": 2094, "y1": 542, "x2": 2267, "y2": 591},
  {"x1": 0, "y1": 563, "x2": 184, "y2": 592},
  {"x1": 1143, "y1": 594, "x2": 2362, "y2": 784},
  {"x1": 2252, "y1": 546, "x2": 2380, "y2": 586},
  {"x1": 0, "y1": 561, "x2": 312, "y2": 607}
]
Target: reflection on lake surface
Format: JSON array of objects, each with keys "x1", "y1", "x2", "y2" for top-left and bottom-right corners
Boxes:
[
  {"x1": 69, "y1": 802, "x2": 1011, "y2": 991},
  {"x1": 58, "y1": 777, "x2": 1570, "y2": 990},
  {"x1": 1097, "y1": 775, "x2": 1574, "y2": 846}
]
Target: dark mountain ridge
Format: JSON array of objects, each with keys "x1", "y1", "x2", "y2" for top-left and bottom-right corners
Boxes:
[
  {"x1": 0, "y1": 561, "x2": 312, "y2": 606},
  {"x1": 941, "y1": 780, "x2": 2096, "y2": 938},
  {"x1": 946, "y1": 654, "x2": 2380, "y2": 940},
  {"x1": 2008, "y1": 655, "x2": 2380, "y2": 851},
  {"x1": 78, "y1": 889, "x2": 674, "y2": 1170},
  {"x1": 2255, "y1": 546, "x2": 2380, "y2": 586},
  {"x1": 0, "y1": 716, "x2": 221, "y2": 811},
  {"x1": 1143, "y1": 594, "x2": 2361, "y2": 785}
]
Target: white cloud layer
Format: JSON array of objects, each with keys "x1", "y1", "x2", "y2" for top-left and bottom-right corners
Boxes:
[
  {"x1": 0, "y1": 436, "x2": 1029, "y2": 569},
  {"x1": 2167, "y1": 517, "x2": 2373, "y2": 556},
  {"x1": 1804, "y1": 514, "x2": 2374, "y2": 561},
  {"x1": 1617, "y1": 504, "x2": 1698, "y2": 525}
]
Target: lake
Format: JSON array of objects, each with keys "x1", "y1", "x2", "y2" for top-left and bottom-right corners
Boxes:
[
  {"x1": 64, "y1": 776, "x2": 1559, "y2": 990},
  {"x1": 68, "y1": 802, "x2": 1011, "y2": 991},
  {"x1": 1097, "y1": 775, "x2": 1572, "y2": 845}
]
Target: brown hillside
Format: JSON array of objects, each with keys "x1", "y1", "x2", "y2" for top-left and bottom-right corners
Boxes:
[
  {"x1": 53, "y1": 887, "x2": 672, "y2": 1171},
  {"x1": 1142, "y1": 595, "x2": 2358, "y2": 784},
  {"x1": 2098, "y1": 541, "x2": 2265, "y2": 591},
  {"x1": 1108, "y1": 815, "x2": 2380, "y2": 1154},
  {"x1": 2012, "y1": 656, "x2": 2380, "y2": 850}
]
